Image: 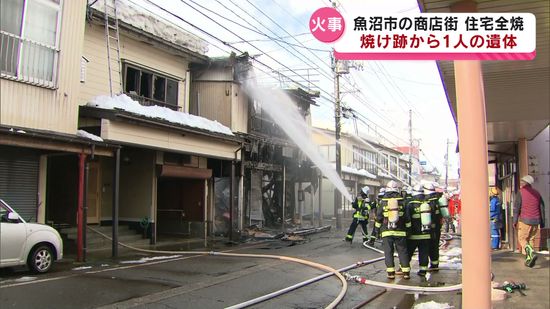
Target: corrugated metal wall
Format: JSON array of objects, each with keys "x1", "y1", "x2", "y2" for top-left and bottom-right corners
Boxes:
[
  {"x1": 0, "y1": 146, "x2": 39, "y2": 222},
  {"x1": 189, "y1": 82, "x2": 231, "y2": 128}
]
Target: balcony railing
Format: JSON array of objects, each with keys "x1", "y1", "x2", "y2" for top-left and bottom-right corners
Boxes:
[
  {"x1": 1, "y1": 31, "x2": 59, "y2": 88},
  {"x1": 125, "y1": 92, "x2": 180, "y2": 111}
]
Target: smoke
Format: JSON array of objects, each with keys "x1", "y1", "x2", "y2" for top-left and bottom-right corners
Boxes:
[{"x1": 243, "y1": 83, "x2": 352, "y2": 202}]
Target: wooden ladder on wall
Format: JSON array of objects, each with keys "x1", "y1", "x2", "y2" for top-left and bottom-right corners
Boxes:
[{"x1": 103, "y1": 0, "x2": 123, "y2": 96}]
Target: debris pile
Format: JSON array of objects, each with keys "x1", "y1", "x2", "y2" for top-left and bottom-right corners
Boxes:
[{"x1": 242, "y1": 225, "x2": 331, "y2": 242}]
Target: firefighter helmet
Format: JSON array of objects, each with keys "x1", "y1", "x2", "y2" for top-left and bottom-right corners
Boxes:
[
  {"x1": 423, "y1": 183, "x2": 435, "y2": 194},
  {"x1": 412, "y1": 184, "x2": 423, "y2": 196},
  {"x1": 386, "y1": 180, "x2": 399, "y2": 192}
]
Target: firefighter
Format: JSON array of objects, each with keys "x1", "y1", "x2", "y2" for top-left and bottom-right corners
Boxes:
[
  {"x1": 367, "y1": 188, "x2": 385, "y2": 246},
  {"x1": 489, "y1": 187, "x2": 502, "y2": 250},
  {"x1": 345, "y1": 186, "x2": 373, "y2": 244},
  {"x1": 406, "y1": 185, "x2": 431, "y2": 276},
  {"x1": 424, "y1": 183, "x2": 442, "y2": 271},
  {"x1": 402, "y1": 186, "x2": 413, "y2": 201},
  {"x1": 373, "y1": 180, "x2": 411, "y2": 279}
]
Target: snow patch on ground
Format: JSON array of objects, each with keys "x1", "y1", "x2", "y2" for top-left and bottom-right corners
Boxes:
[
  {"x1": 414, "y1": 300, "x2": 453, "y2": 309},
  {"x1": 439, "y1": 262, "x2": 462, "y2": 270},
  {"x1": 87, "y1": 94, "x2": 234, "y2": 136},
  {"x1": 72, "y1": 266, "x2": 93, "y2": 271},
  {"x1": 441, "y1": 247, "x2": 462, "y2": 257},
  {"x1": 120, "y1": 255, "x2": 182, "y2": 264},
  {"x1": 77, "y1": 129, "x2": 104, "y2": 142},
  {"x1": 14, "y1": 276, "x2": 37, "y2": 282}
]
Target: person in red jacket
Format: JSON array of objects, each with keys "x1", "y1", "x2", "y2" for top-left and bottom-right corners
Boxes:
[
  {"x1": 449, "y1": 192, "x2": 461, "y2": 233},
  {"x1": 513, "y1": 175, "x2": 546, "y2": 267}
]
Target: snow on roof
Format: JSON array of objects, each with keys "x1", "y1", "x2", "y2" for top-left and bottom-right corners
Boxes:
[
  {"x1": 341, "y1": 165, "x2": 377, "y2": 179},
  {"x1": 87, "y1": 94, "x2": 234, "y2": 136},
  {"x1": 77, "y1": 130, "x2": 104, "y2": 142},
  {"x1": 91, "y1": 0, "x2": 208, "y2": 55}
]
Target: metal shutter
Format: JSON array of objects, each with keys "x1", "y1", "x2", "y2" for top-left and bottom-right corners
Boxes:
[{"x1": 0, "y1": 147, "x2": 39, "y2": 222}]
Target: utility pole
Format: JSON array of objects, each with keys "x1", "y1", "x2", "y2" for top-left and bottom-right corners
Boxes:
[
  {"x1": 445, "y1": 138, "x2": 450, "y2": 190},
  {"x1": 408, "y1": 109, "x2": 413, "y2": 185},
  {"x1": 333, "y1": 49, "x2": 342, "y2": 230}
]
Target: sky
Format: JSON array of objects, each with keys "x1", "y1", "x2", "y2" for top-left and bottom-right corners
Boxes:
[{"x1": 130, "y1": 0, "x2": 460, "y2": 179}]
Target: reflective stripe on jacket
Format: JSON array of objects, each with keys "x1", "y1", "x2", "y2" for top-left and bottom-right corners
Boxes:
[
  {"x1": 406, "y1": 197, "x2": 431, "y2": 239},
  {"x1": 352, "y1": 198, "x2": 372, "y2": 220},
  {"x1": 375, "y1": 192, "x2": 411, "y2": 238}
]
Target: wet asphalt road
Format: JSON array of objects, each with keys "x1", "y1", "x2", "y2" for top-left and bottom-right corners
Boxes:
[{"x1": 0, "y1": 229, "x2": 462, "y2": 309}]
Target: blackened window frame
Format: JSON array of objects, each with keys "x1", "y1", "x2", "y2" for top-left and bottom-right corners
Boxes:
[{"x1": 122, "y1": 62, "x2": 179, "y2": 110}]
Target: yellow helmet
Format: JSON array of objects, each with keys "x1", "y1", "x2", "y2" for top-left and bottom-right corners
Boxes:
[{"x1": 489, "y1": 187, "x2": 498, "y2": 196}]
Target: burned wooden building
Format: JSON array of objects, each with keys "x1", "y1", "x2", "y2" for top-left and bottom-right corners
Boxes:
[{"x1": 243, "y1": 88, "x2": 321, "y2": 230}]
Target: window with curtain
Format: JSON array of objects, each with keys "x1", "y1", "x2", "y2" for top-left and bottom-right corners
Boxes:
[{"x1": 0, "y1": 0, "x2": 61, "y2": 87}]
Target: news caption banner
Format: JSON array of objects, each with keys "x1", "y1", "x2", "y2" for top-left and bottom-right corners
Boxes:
[{"x1": 309, "y1": 7, "x2": 536, "y2": 61}]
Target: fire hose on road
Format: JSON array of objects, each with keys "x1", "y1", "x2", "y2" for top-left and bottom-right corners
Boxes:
[
  {"x1": 87, "y1": 226, "x2": 348, "y2": 309},
  {"x1": 88, "y1": 226, "x2": 463, "y2": 308}
]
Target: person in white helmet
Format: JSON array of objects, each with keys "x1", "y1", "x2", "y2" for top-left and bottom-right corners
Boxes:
[
  {"x1": 406, "y1": 184, "x2": 431, "y2": 276},
  {"x1": 424, "y1": 182, "x2": 442, "y2": 271},
  {"x1": 366, "y1": 188, "x2": 386, "y2": 246},
  {"x1": 345, "y1": 186, "x2": 373, "y2": 244},
  {"x1": 373, "y1": 180, "x2": 411, "y2": 279},
  {"x1": 513, "y1": 175, "x2": 545, "y2": 267}
]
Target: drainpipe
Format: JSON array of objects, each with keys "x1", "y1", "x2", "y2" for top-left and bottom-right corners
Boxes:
[
  {"x1": 318, "y1": 174, "x2": 323, "y2": 227},
  {"x1": 82, "y1": 146, "x2": 95, "y2": 262},
  {"x1": 298, "y1": 182, "x2": 303, "y2": 227},
  {"x1": 184, "y1": 70, "x2": 191, "y2": 113},
  {"x1": 83, "y1": 157, "x2": 89, "y2": 262},
  {"x1": 282, "y1": 163, "x2": 286, "y2": 232},
  {"x1": 76, "y1": 153, "x2": 87, "y2": 262},
  {"x1": 230, "y1": 158, "x2": 235, "y2": 240},
  {"x1": 239, "y1": 144, "x2": 245, "y2": 232},
  {"x1": 512, "y1": 144, "x2": 520, "y2": 252},
  {"x1": 310, "y1": 183, "x2": 314, "y2": 227},
  {"x1": 112, "y1": 148, "x2": 120, "y2": 258}
]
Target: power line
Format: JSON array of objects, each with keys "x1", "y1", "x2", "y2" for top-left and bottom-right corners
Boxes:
[
  {"x1": 241, "y1": 0, "x2": 337, "y2": 76},
  {"x1": 170, "y1": 0, "x2": 317, "y2": 88},
  {"x1": 183, "y1": 0, "x2": 330, "y2": 54},
  {"x1": 372, "y1": 61, "x2": 425, "y2": 120},
  {"x1": 137, "y1": 0, "x2": 433, "y2": 165},
  {"x1": 230, "y1": 32, "x2": 310, "y2": 44},
  {"x1": 219, "y1": 0, "x2": 406, "y2": 139},
  {"x1": 233, "y1": 0, "x2": 335, "y2": 79}
]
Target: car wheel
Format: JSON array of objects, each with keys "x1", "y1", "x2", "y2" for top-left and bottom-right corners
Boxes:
[{"x1": 28, "y1": 245, "x2": 53, "y2": 273}]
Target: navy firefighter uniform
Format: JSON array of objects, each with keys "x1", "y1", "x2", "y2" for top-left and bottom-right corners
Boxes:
[
  {"x1": 367, "y1": 188, "x2": 385, "y2": 246},
  {"x1": 424, "y1": 183, "x2": 442, "y2": 271},
  {"x1": 373, "y1": 181, "x2": 412, "y2": 279},
  {"x1": 406, "y1": 185, "x2": 432, "y2": 277}
]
